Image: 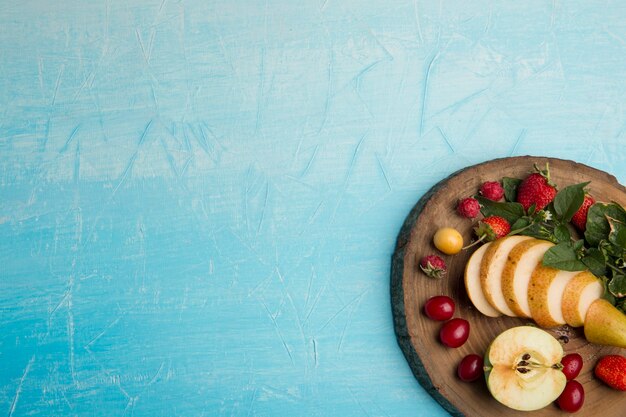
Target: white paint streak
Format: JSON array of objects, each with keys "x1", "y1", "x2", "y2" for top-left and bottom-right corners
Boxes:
[{"x1": 8, "y1": 355, "x2": 35, "y2": 417}]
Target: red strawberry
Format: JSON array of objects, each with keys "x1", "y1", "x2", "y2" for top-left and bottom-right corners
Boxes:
[
  {"x1": 457, "y1": 197, "x2": 481, "y2": 219},
  {"x1": 571, "y1": 195, "x2": 595, "y2": 231},
  {"x1": 479, "y1": 181, "x2": 505, "y2": 201},
  {"x1": 419, "y1": 255, "x2": 447, "y2": 279},
  {"x1": 516, "y1": 164, "x2": 557, "y2": 211},
  {"x1": 594, "y1": 355, "x2": 626, "y2": 391},
  {"x1": 475, "y1": 216, "x2": 510, "y2": 241}
]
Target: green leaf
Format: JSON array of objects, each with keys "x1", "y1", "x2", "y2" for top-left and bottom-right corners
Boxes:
[
  {"x1": 608, "y1": 273, "x2": 626, "y2": 298},
  {"x1": 572, "y1": 239, "x2": 584, "y2": 252},
  {"x1": 553, "y1": 224, "x2": 571, "y2": 243},
  {"x1": 585, "y1": 202, "x2": 626, "y2": 246},
  {"x1": 502, "y1": 177, "x2": 522, "y2": 203},
  {"x1": 582, "y1": 247, "x2": 607, "y2": 277},
  {"x1": 553, "y1": 182, "x2": 589, "y2": 222},
  {"x1": 542, "y1": 242, "x2": 587, "y2": 271},
  {"x1": 608, "y1": 217, "x2": 626, "y2": 250},
  {"x1": 476, "y1": 196, "x2": 525, "y2": 225},
  {"x1": 509, "y1": 218, "x2": 531, "y2": 235}
]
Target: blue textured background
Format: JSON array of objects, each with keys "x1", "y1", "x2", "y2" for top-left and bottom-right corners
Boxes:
[{"x1": 2, "y1": 1, "x2": 626, "y2": 416}]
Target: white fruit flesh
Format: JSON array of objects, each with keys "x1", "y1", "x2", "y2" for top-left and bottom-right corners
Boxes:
[
  {"x1": 561, "y1": 271, "x2": 603, "y2": 328},
  {"x1": 480, "y1": 236, "x2": 532, "y2": 317},
  {"x1": 464, "y1": 242, "x2": 501, "y2": 317},
  {"x1": 528, "y1": 265, "x2": 578, "y2": 328},
  {"x1": 485, "y1": 326, "x2": 566, "y2": 411},
  {"x1": 501, "y1": 239, "x2": 554, "y2": 318}
]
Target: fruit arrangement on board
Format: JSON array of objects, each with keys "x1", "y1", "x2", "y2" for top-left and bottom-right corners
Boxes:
[{"x1": 417, "y1": 163, "x2": 626, "y2": 413}]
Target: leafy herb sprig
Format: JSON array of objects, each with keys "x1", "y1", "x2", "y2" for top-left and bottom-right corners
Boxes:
[{"x1": 476, "y1": 175, "x2": 626, "y2": 313}]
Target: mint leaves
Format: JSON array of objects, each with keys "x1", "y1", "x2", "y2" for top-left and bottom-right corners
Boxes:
[{"x1": 553, "y1": 182, "x2": 589, "y2": 222}]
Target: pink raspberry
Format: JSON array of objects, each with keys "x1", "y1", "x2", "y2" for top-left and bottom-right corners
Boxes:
[
  {"x1": 419, "y1": 255, "x2": 447, "y2": 279},
  {"x1": 457, "y1": 197, "x2": 480, "y2": 219},
  {"x1": 479, "y1": 181, "x2": 505, "y2": 201}
]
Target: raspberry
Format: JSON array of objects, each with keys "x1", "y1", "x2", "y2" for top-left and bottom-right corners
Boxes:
[
  {"x1": 480, "y1": 181, "x2": 505, "y2": 201},
  {"x1": 419, "y1": 255, "x2": 447, "y2": 279},
  {"x1": 457, "y1": 197, "x2": 480, "y2": 219}
]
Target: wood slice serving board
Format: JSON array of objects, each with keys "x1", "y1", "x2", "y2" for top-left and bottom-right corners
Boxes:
[{"x1": 391, "y1": 156, "x2": 626, "y2": 417}]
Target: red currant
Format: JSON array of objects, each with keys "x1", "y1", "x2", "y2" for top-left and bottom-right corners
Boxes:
[
  {"x1": 557, "y1": 380, "x2": 584, "y2": 413},
  {"x1": 439, "y1": 318, "x2": 469, "y2": 348},
  {"x1": 423, "y1": 296, "x2": 455, "y2": 321},
  {"x1": 561, "y1": 353, "x2": 583, "y2": 380},
  {"x1": 457, "y1": 354, "x2": 483, "y2": 382}
]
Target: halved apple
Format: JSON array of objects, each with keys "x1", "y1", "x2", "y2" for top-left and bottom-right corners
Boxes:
[
  {"x1": 464, "y1": 242, "x2": 501, "y2": 317},
  {"x1": 484, "y1": 326, "x2": 566, "y2": 411},
  {"x1": 480, "y1": 235, "x2": 532, "y2": 317},
  {"x1": 561, "y1": 271, "x2": 603, "y2": 328},
  {"x1": 501, "y1": 239, "x2": 554, "y2": 318},
  {"x1": 528, "y1": 265, "x2": 579, "y2": 328}
]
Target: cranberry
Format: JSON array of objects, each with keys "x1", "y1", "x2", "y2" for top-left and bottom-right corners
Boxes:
[
  {"x1": 423, "y1": 296, "x2": 455, "y2": 321},
  {"x1": 457, "y1": 354, "x2": 483, "y2": 382},
  {"x1": 561, "y1": 353, "x2": 583, "y2": 380},
  {"x1": 557, "y1": 380, "x2": 584, "y2": 413},
  {"x1": 439, "y1": 318, "x2": 470, "y2": 348}
]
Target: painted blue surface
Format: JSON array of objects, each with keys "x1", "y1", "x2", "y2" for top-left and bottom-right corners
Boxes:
[{"x1": 1, "y1": 1, "x2": 626, "y2": 416}]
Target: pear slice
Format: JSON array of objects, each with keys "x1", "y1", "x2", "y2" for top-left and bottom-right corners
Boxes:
[
  {"x1": 501, "y1": 239, "x2": 554, "y2": 318},
  {"x1": 480, "y1": 235, "x2": 532, "y2": 317},
  {"x1": 561, "y1": 271, "x2": 603, "y2": 328},
  {"x1": 584, "y1": 298, "x2": 626, "y2": 348},
  {"x1": 464, "y1": 242, "x2": 501, "y2": 317},
  {"x1": 484, "y1": 326, "x2": 566, "y2": 411},
  {"x1": 528, "y1": 265, "x2": 579, "y2": 328}
]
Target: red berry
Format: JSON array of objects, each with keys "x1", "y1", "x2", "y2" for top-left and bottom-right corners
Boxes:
[
  {"x1": 457, "y1": 354, "x2": 483, "y2": 382},
  {"x1": 561, "y1": 353, "x2": 583, "y2": 380},
  {"x1": 439, "y1": 318, "x2": 470, "y2": 348},
  {"x1": 516, "y1": 166, "x2": 557, "y2": 211},
  {"x1": 457, "y1": 197, "x2": 481, "y2": 219},
  {"x1": 474, "y1": 216, "x2": 510, "y2": 242},
  {"x1": 423, "y1": 296, "x2": 455, "y2": 321},
  {"x1": 594, "y1": 355, "x2": 626, "y2": 391},
  {"x1": 571, "y1": 195, "x2": 595, "y2": 231},
  {"x1": 556, "y1": 380, "x2": 584, "y2": 413},
  {"x1": 479, "y1": 181, "x2": 505, "y2": 201},
  {"x1": 419, "y1": 255, "x2": 447, "y2": 279}
]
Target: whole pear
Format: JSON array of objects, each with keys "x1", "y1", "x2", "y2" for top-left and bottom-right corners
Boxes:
[{"x1": 584, "y1": 299, "x2": 626, "y2": 348}]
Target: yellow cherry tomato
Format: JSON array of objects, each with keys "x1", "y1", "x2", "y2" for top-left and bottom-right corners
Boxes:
[{"x1": 433, "y1": 227, "x2": 463, "y2": 255}]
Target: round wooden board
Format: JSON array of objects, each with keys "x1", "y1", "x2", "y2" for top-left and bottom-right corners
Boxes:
[{"x1": 391, "y1": 156, "x2": 626, "y2": 417}]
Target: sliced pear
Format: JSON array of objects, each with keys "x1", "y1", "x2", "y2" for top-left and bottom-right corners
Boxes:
[
  {"x1": 464, "y1": 242, "x2": 501, "y2": 317},
  {"x1": 528, "y1": 265, "x2": 579, "y2": 328},
  {"x1": 561, "y1": 271, "x2": 603, "y2": 328},
  {"x1": 584, "y1": 298, "x2": 626, "y2": 348},
  {"x1": 501, "y1": 239, "x2": 554, "y2": 318},
  {"x1": 480, "y1": 235, "x2": 532, "y2": 317},
  {"x1": 484, "y1": 326, "x2": 566, "y2": 411}
]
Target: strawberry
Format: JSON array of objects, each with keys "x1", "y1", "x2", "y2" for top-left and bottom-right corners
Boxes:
[
  {"x1": 516, "y1": 164, "x2": 557, "y2": 211},
  {"x1": 594, "y1": 355, "x2": 626, "y2": 391},
  {"x1": 474, "y1": 216, "x2": 510, "y2": 242},
  {"x1": 571, "y1": 194, "x2": 595, "y2": 231},
  {"x1": 419, "y1": 255, "x2": 447, "y2": 279},
  {"x1": 457, "y1": 197, "x2": 481, "y2": 219},
  {"x1": 479, "y1": 181, "x2": 505, "y2": 201}
]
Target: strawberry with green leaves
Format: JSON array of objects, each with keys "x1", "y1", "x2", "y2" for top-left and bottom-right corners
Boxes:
[
  {"x1": 516, "y1": 164, "x2": 557, "y2": 211},
  {"x1": 474, "y1": 216, "x2": 511, "y2": 242}
]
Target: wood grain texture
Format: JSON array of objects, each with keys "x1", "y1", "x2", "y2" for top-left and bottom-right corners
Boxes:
[{"x1": 392, "y1": 156, "x2": 626, "y2": 417}]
